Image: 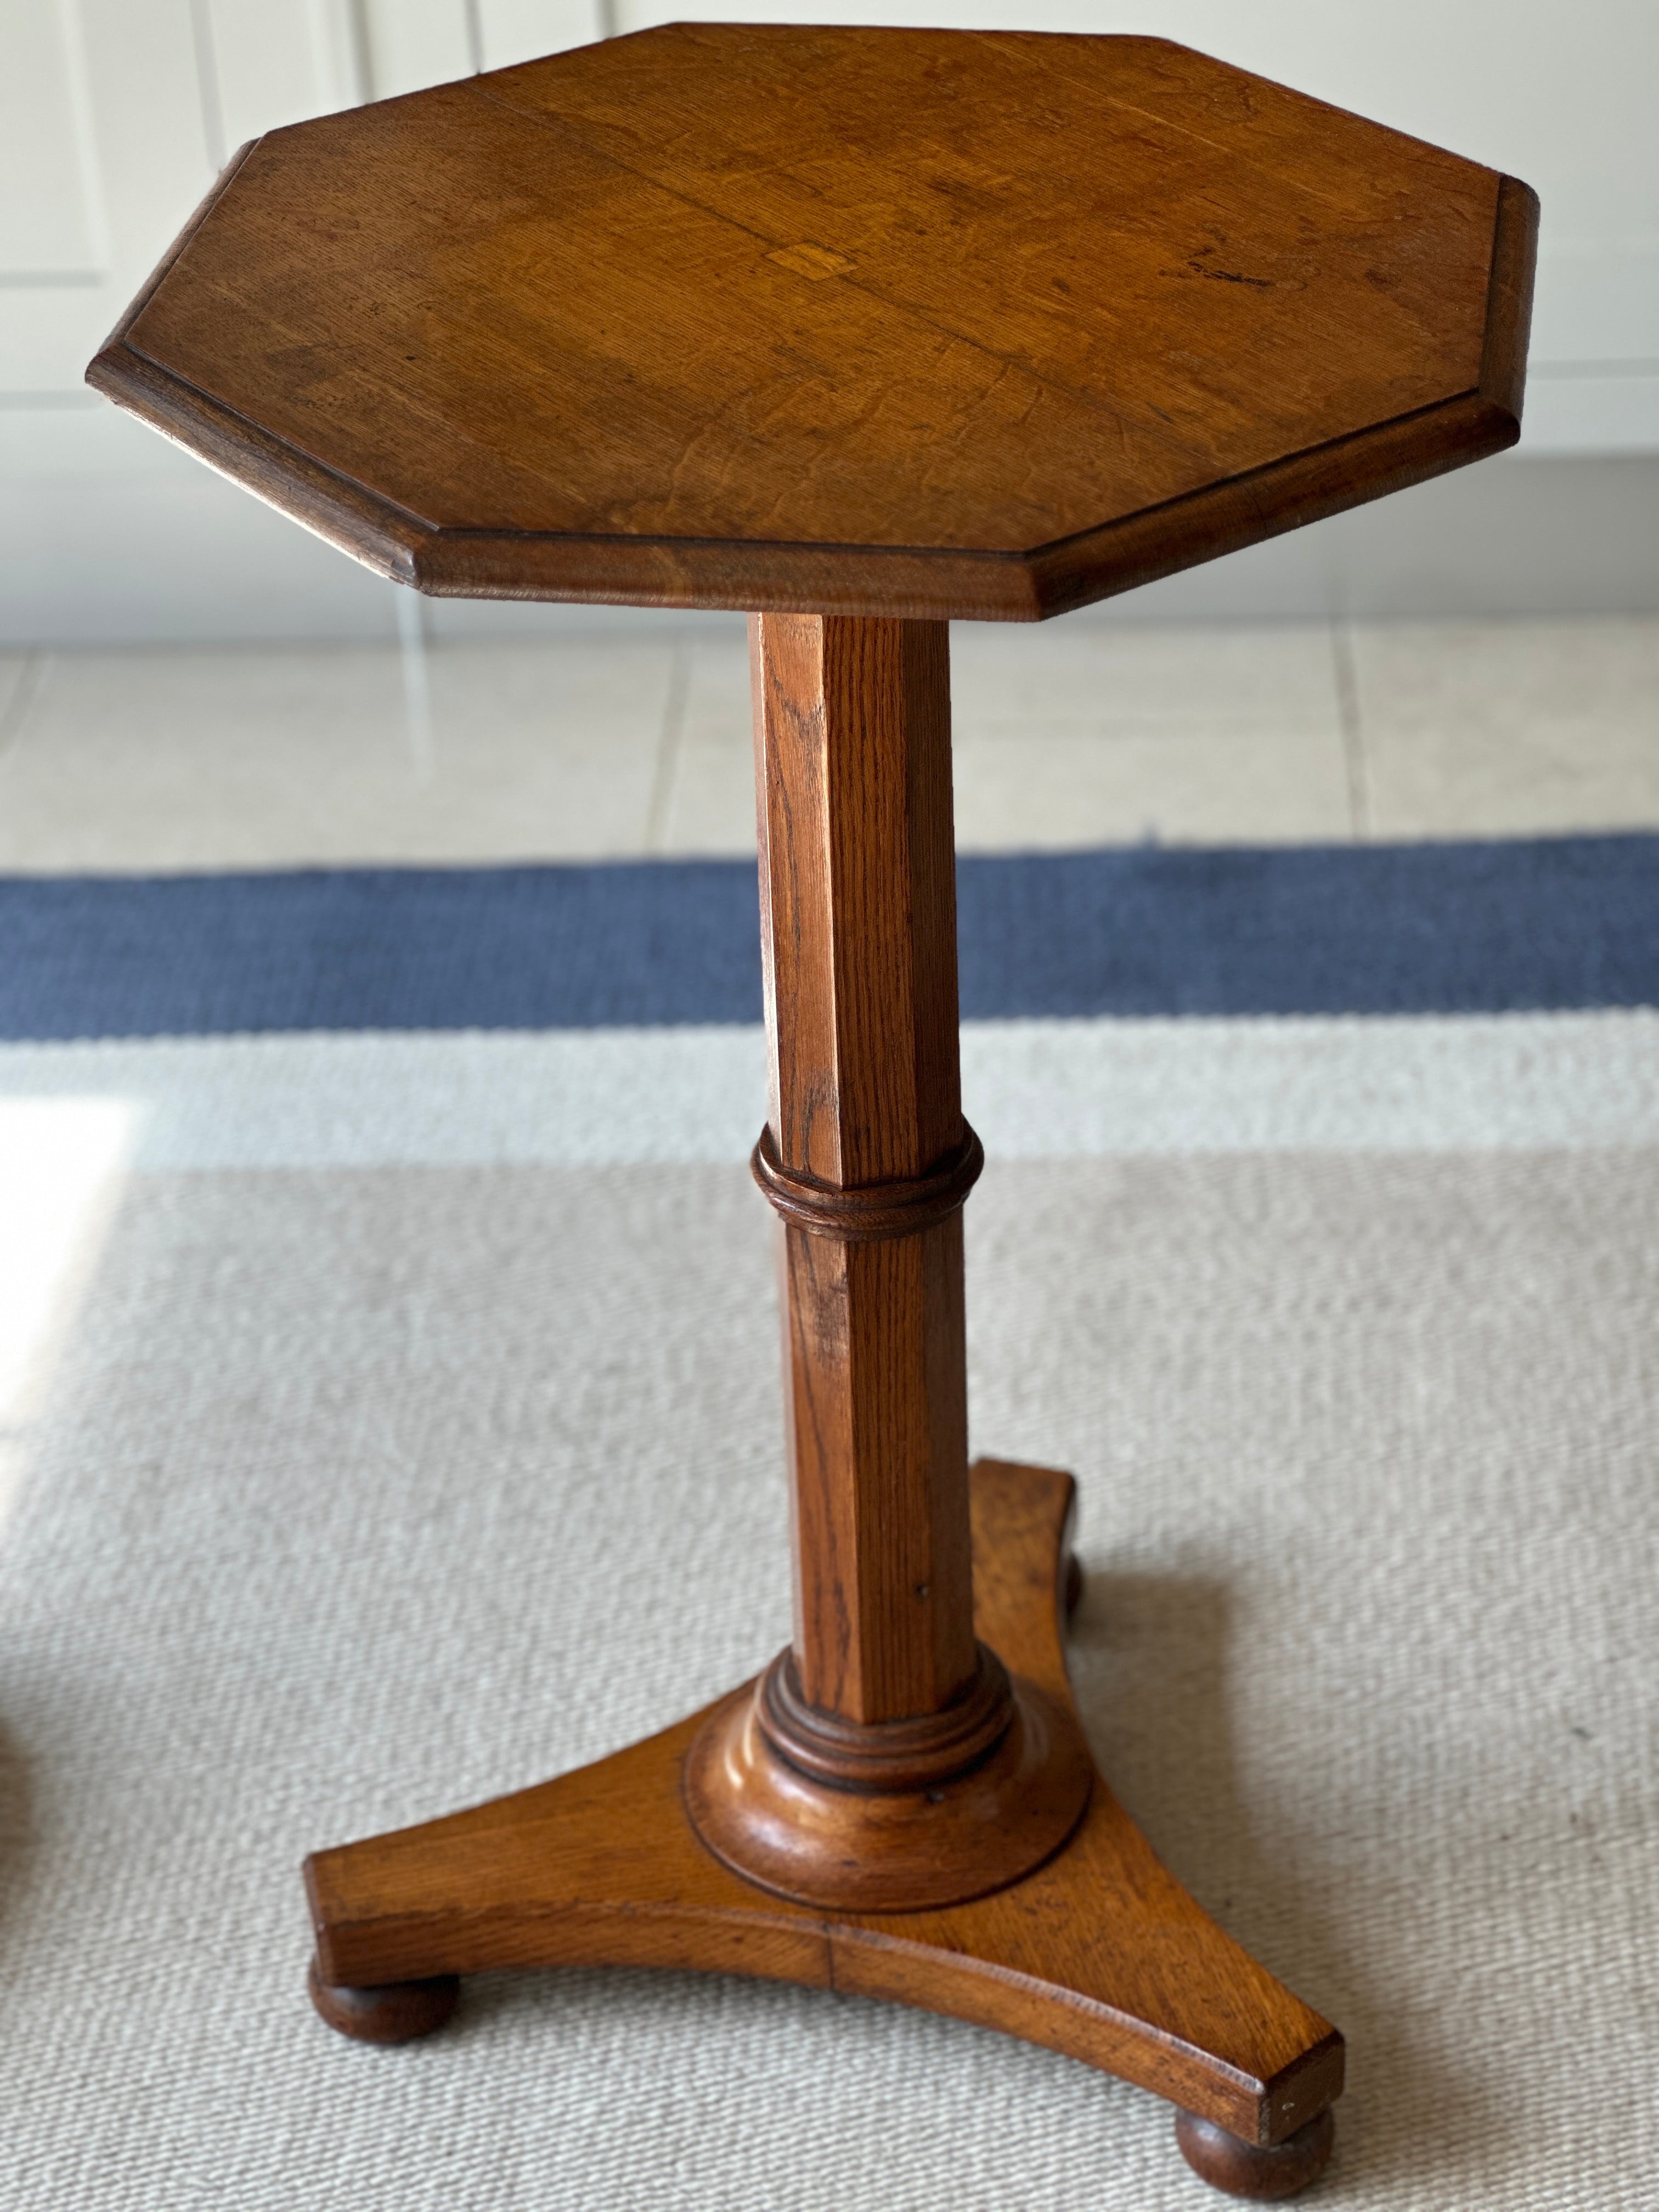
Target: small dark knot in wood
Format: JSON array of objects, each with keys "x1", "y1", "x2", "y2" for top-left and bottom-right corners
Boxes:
[
  {"x1": 751, "y1": 1121, "x2": 984, "y2": 1242},
  {"x1": 758, "y1": 1641, "x2": 1014, "y2": 1795}
]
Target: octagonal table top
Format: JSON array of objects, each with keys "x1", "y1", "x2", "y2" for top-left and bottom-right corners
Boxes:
[{"x1": 88, "y1": 25, "x2": 1536, "y2": 621}]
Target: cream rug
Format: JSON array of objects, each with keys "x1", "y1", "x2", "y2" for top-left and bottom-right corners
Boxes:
[{"x1": 2, "y1": 1079, "x2": 1654, "y2": 2207}]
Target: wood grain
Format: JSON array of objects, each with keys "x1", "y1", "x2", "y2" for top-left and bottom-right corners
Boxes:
[
  {"x1": 306, "y1": 1460, "x2": 1344, "y2": 2151},
  {"x1": 86, "y1": 26, "x2": 1535, "y2": 620},
  {"x1": 1175, "y1": 2107, "x2": 1338, "y2": 2199},
  {"x1": 104, "y1": 31, "x2": 1408, "y2": 2179},
  {"x1": 682, "y1": 1647, "x2": 1094, "y2": 1914},
  {"x1": 680, "y1": 611, "x2": 1098, "y2": 1910},
  {"x1": 751, "y1": 614, "x2": 974, "y2": 1727}
]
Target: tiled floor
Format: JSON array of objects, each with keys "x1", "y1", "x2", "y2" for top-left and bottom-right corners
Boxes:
[{"x1": 0, "y1": 617, "x2": 1654, "y2": 870}]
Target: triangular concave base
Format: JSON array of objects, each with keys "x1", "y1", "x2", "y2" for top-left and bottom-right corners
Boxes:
[{"x1": 304, "y1": 1459, "x2": 1342, "y2": 2151}]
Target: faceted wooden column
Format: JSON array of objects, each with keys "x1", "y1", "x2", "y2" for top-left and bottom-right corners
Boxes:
[
  {"x1": 758, "y1": 612, "x2": 975, "y2": 1722},
  {"x1": 684, "y1": 617, "x2": 1092, "y2": 1908}
]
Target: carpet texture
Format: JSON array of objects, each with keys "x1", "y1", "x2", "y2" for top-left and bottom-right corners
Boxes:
[
  {"x1": 5, "y1": 1013, "x2": 1659, "y2": 1168},
  {"x1": 3, "y1": 832, "x2": 1654, "y2": 2207},
  {"x1": 3, "y1": 833, "x2": 1658, "y2": 1038},
  {"x1": 2, "y1": 1146, "x2": 1654, "y2": 2209}
]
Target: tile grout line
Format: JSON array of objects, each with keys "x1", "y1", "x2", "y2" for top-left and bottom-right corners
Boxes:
[
  {"x1": 1330, "y1": 618, "x2": 1370, "y2": 842},
  {"x1": 0, "y1": 652, "x2": 47, "y2": 781},
  {"x1": 645, "y1": 638, "x2": 692, "y2": 853}
]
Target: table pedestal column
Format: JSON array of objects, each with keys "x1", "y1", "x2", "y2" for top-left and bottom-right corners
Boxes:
[
  {"x1": 686, "y1": 614, "x2": 1091, "y2": 1910},
  {"x1": 301, "y1": 616, "x2": 1342, "y2": 2199}
]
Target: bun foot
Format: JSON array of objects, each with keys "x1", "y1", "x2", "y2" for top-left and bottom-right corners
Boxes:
[
  {"x1": 1175, "y1": 2107, "x2": 1335, "y2": 2200},
  {"x1": 308, "y1": 1954, "x2": 460, "y2": 2044}
]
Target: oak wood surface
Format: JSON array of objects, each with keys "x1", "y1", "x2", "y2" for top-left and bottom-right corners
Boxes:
[
  {"x1": 306, "y1": 1460, "x2": 1344, "y2": 2151},
  {"x1": 92, "y1": 31, "x2": 1427, "y2": 2179},
  {"x1": 1175, "y1": 2107, "x2": 1338, "y2": 2200},
  {"x1": 751, "y1": 614, "x2": 973, "y2": 1726},
  {"x1": 675, "y1": 613, "x2": 1093, "y2": 1910},
  {"x1": 305, "y1": 1959, "x2": 458, "y2": 2045},
  {"x1": 682, "y1": 1651, "x2": 1095, "y2": 1913},
  {"x1": 87, "y1": 26, "x2": 1535, "y2": 620}
]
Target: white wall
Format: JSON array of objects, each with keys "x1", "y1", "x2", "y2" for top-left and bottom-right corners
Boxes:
[{"x1": 3, "y1": 1, "x2": 1656, "y2": 641}]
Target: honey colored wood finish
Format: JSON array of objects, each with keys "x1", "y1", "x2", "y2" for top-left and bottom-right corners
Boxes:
[
  {"x1": 81, "y1": 27, "x2": 1543, "y2": 2189},
  {"x1": 307, "y1": 1460, "x2": 1344, "y2": 2157},
  {"x1": 1176, "y1": 2108, "x2": 1338, "y2": 2200},
  {"x1": 752, "y1": 615, "x2": 974, "y2": 1727},
  {"x1": 305, "y1": 1958, "x2": 458, "y2": 2046},
  {"x1": 87, "y1": 25, "x2": 1535, "y2": 620},
  {"x1": 682, "y1": 613, "x2": 1094, "y2": 1911}
]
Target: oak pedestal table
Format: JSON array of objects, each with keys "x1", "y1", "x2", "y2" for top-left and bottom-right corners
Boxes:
[{"x1": 88, "y1": 26, "x2": 1535, "y2": 2200}]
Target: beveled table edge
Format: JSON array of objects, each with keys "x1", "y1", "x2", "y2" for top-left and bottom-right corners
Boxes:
[{"x1": 84, "y1": 156, "x2": 1534, "y2": 625}]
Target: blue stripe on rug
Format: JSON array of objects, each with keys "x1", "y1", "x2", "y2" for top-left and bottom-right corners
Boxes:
[{"x1": 1, "y1": 837, "x2": 1655, "y2": 1040}]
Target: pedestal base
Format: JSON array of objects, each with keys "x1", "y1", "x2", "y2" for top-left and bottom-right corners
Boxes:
[
  {"x1": 683, "y1": 1645, "x2": 1094, "y2": 1912},
  {"x1": 304, "y1": 1460, "x2": 1342, "y2": 2189}
]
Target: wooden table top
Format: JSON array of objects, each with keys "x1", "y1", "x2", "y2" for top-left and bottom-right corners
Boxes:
[{"x1": 89, "y1": 26, "x2": 1535, "y2": 621}]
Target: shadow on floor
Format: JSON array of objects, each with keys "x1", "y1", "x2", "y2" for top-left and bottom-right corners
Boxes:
[
  {"x1": 1068, "y1": 1568, "x2": 1493, "y2": 2200},
  {"x1": 408, "y1": 1570, "x2": 1520, "y2": 2202},
  {"x1": 0, "y1": 1718, "x2": 32, "y2": 1936}
]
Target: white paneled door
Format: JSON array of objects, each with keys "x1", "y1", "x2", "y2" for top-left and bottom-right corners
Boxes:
[
  {"x1": 0, "y1": 0, "x2": 610, "y2": 640},
  {"x1": 1, "y1": 0, "x2": 607, "y2": 424},
  {"x1": 2, "y1": 2, "x2": 1654, "y2": 641}
]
